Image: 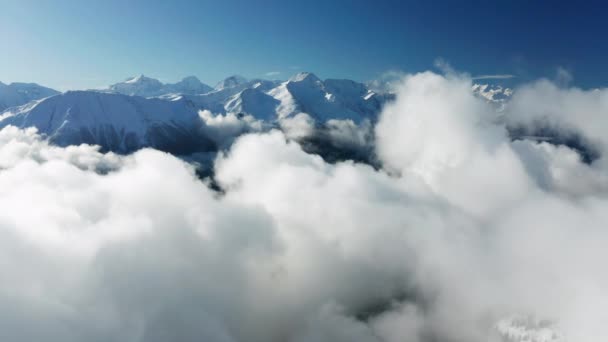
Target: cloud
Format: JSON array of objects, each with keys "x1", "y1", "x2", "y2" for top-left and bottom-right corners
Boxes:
[
  {"x1": 199, "y1": 109, "x2": 266, "y2": 149},
  {"x1": 472, "y1": 74, "x2": 516, "y2": 80},
  {"x1": 265, "y1": 71, "x2": 281, "y2": 77},
  {"x1": 279, "y1": 112, "x2": 315, "y2": 140},
  {"x1": 433, "y1": 58, "x2": 453, "y2": 73},
  {"x1": 1, "y1": 70, "x2": 608, "y2": 342},
  {"x1": 555, "y1": 66, "x2": 573, "y2": 86},
  {"x1": 367, "y1": 70, "x2": 407, "y2": 93}
]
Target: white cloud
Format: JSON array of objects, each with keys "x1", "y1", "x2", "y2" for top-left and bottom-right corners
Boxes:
[
  {"x1": 472, "y1": 74, "x2": 516, "y2": 80},
  {"x1": 199, "y1": 109, "x2": 266, "y2": 149},
  {"x1": 367, "y1": 70, "x2": 407, "y2": 93},
  {"x1": 279, "y1": 113, "x2": 315, "y2": 140},
  {"x1": 555, "y1": 66, "x2": 573, "y2": 86},
  {"x1": 265, "y1": 71, "x2": 281, "y2": 77}
]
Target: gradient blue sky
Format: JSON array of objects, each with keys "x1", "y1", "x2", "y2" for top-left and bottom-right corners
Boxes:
[{"x1": 1, "y1": 0, "x2": 606, "y2": 90}]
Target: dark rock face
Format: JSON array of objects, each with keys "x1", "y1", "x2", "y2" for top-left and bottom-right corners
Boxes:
[{"x1": 508, "y1": 124, "x2": 600, "y2": 164}]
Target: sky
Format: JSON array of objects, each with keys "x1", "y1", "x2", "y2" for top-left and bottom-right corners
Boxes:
[{"x1": 1, "y1": 0, "x2": 606, "y2": 90}]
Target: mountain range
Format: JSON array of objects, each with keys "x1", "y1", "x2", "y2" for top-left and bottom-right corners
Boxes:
[
  {"x1": 0, "y1": 72, "x2": 521, "y2": 162},
  {"x1": 0, "y1": 72, "x2": 395, "y2": 154},
  {"x1": 108, "y1": 75, "x2": 214, "y2": 97}
]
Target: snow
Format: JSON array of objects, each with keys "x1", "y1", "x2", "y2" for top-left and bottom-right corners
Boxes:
[
  {"x1": 268, "y1": 72, "x2": 386, "y2": 122},
  {"x1": 0, "y1": 72, "x2": 394, "y2": 152},
  {"x1": 167, "y1": 76, "x2": 214, "y2": 95},
  {"x1": 103, "y1": 72, "x2": 388, "y2": 124},
  {"x1": 224, "y1": 88, "x2": 280, "y2": 121},
  {"x1": 0, "y1": 81, "x2": 60, "y2": 112},
  {"x1": 288, "y1": 72, "x2": 321, "y2": 83},
  {"x1": 0, "y1": 91, "x2": 212, "y2": 153},
  {"x1": 473, "y1": 83, "x2": 513, "y2": 103},
  {"x1": 108, "y1": 75, "x2": 213, "y2": 97},
  {"x1": 109, "y1": 75, "x2": 164, "y2": 96},
  {"x1": 125, "y1": 74, "x2": 146, "y2": 84},
  {"x1": 215, "y1": 75, "x2": 248, "y2": 90}
]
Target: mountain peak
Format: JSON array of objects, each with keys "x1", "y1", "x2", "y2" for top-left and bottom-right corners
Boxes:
[
  {"x1": 472, "y1": 83, "x2": 513, "y2": 103},
  {"x1": 0, "y1": 90, "x2": 213, "y2": 154},
  {"x1": 289, "y1": 72, "x2": 321, "y2": 83},
  {"x1": 215, "y1": 75, "x2": 248, "y2": 90},
  {"x1": 180, "y1": 75, "x2": 201, "y2": 83},
  {"x1": 169, "y1": 76, "x2": 213, "y2": 95},
  {"x1": 0, "y1": 82, "x2": 60, "y2": 112},
  {"x1": 125, "y1": 74, "x2": 160, "y2": 84}
]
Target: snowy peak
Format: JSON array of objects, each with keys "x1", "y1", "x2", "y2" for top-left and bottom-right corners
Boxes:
[
  {"x1": 167, "y1": 76, "x2": 213, "y2": 95},
  {"x1": 288, "y1": 72, "x2": 321, "y2": 84},
  {"x1": 1, "y1": 71, "x2": 396, "y2": 153},
  {"x1": 0, "y1": 91, "x2": 214, "y2": 154},
  {"x1": 175, "y1": 76, "x2": 204, "y2": 88},
  {"x1": 272, "y1": 72, "x2": 388, "y2": 122},
  {"x1": 125, "y1": 74, "x2": 156, "y2": 84},
  {"x1": 249, "y1": 79, "x2": 282, "y2": 92},
  {"x1": 102, "y1": 71, "x2": 390, "y2": 123},
  {"x1": 9, "y1": 82, "x2": 59, "y2": 96},
  {"x1": 472, "y1": 83, "x2": 513, "y2": 103},
  {"x1": 109, "y1": 75, "x2": 164, "y2": 97},
  {"x1": 215, "y1": 75, "x2": 248, "y2": 90},
  {"x1": 0, "y1": 82, "x2": 60, "y2": 112},
  {"x1": 224, "y1": 88, "x2": 280, "y2": 121},
  {"x1": 324, "y1": 79, "x2": 369, "y2": 98},
  {"x1": 109, "y1": 75, "x2": 213, "y2": 97}
]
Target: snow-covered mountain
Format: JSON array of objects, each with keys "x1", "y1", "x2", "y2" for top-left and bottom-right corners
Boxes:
[
  {"x1": 224, "y1": 88, "x2": 280, "y2": 121},
  {"x1": 0, "y1": 75, "x2": 517, "y2": 158},
  {"x1": 267, "y1": 72, "x2": 385, "y2": 122},
  {"x1": 108, "y1": 75, "x2": 213, "y2": 97},
  {"x1": 166, "y1": 73, "x2": 387, "y2": 123},
  {"x1": 0, "y1": 81, "x2": 59, "y2": 111},
  {"x1": 166, "y1": 75, "x2": 214, "y2": 95},
  {"x1": 0, "y1": 72, "x2": 393, "y2": 155},
  {"x1": 215, "y1": 75, "x2": 249, "y2": 90},
  {"x1": 0, "y1": 91, "x2": 214, "y2": 154},
  {"x1": 473, "y1": 83, "x2": 513, "y2": 104}
]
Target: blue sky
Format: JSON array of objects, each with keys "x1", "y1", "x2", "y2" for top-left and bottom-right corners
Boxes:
[{"x1": 1, "y1": 0, "x2": 606, "y2": 90}]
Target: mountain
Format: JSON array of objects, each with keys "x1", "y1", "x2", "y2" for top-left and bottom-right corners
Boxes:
[
  {"x1": 176, "y1": 73, "x2": 386, "y2": 123},
  {"x1": 108, "y1": 75, "x2": 164, "y2": 97},
  {"x1": 0, "y1": 91, "x2": 214, "y2": 154},
  {"x1": 108, "y1": 75, "x2": 213, "y2": 97},
  {"x1": 472, "y1": 83, "x2": 513, "y2": 104},
  {"x1": 215, "y1": 75, "x2": 248, "y2": 90},
  {"x1": 105, "y1": 72, "x2": 389, "y2": 123},
  {"x1": 224, "y1": 88, "x2": 280, "y2": 121},
  {"x1": 0, "y1": 72, "x2": 394, "y2": 155},
  {"x1": 324, "y1": 78, "x2": 390, "y2": 119},
  {"x1": 0, "y1": 81, "x2": 60, "y2": 111},
  {"x1": 268, "y1": 72, "x2": 384, "y2": 122},
  {"x1": 172, "y1": 78, "x2": 282, "y2": 116},
  {"x1": 166, "y1": 76, "x2": 213, "y2": 95}
]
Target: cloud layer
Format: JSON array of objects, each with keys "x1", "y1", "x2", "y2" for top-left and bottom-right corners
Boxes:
[{"x1": 0, "y1": 71, "x2": 607, "y2": 341}]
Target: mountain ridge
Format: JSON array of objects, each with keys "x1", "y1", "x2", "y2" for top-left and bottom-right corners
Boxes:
[
  {"x1": 0, "y1": 72, "x2": 396, "y2": 156},
  {"x1": 0, "y1": 81, "x2": 60, "y2": 112},
  {"x1": 108, "y1": 75, "x2": 214, "y2": 97}
]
